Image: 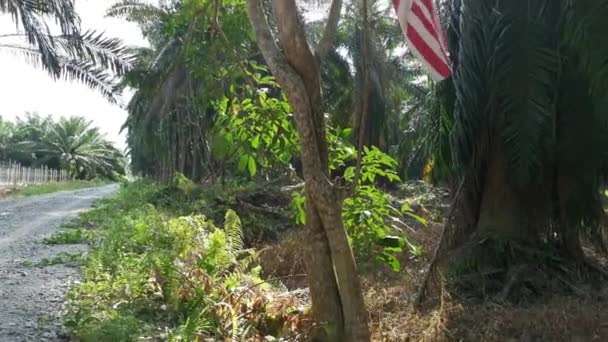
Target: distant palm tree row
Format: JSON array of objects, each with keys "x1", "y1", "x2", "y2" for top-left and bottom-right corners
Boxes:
[{"x1": 0, "y1": 114, "x2": 126, "y2": 180}]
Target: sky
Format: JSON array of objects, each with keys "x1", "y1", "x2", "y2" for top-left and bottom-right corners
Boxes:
[{"x1": 0, "y1": 0, "x2": 149, "y2": 152}]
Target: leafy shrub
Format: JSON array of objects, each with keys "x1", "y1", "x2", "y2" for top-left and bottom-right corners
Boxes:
[
  {"x1": 212, "y1": 63, "x2": 299, "y2": 178},
  {"x1": 65, "y1": 181, "x2": 307, "y2": 341},
  {"x1": 291, "y1": 144, "x2": 425, "y2": 271}
]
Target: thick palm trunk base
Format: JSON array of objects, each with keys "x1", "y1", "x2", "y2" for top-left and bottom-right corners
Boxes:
[{"x1": 417, "y1": 156, "x2": 608, "y2": 305}]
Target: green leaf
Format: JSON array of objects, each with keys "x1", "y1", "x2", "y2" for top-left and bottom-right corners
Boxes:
[
  {"x1": 344, "y1": 166, "x2": 355, "y2": 181},
  {"x1": 386, "y1": 172, "x2": 401, "y2": 182},
  {"x1": 251, "y1": 135, "x2": 261, "y2": 149},
  {"x1": 211, "y1": 133, "x2": 232, "y2": 159},
  {"x1": 238, "y1": 155, "x2": 249, "y2": 172},
  {"x1": 341, "y1": 128, "x2": 353, "y2": 139},
  {"x1": 248, "y1": 157, "x2": 257, "y2": 176},
  {"x1": 382, "y1": 253, "x2": 401, "y2": 272},
  {"x1": 405, "y1": 211, "x2": 428, "y2": 225}
]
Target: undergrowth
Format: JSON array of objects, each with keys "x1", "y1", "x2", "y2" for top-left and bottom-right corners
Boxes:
[
  {"x1": 44, "y1": 228, "x2": 95, "y2": 245},
  {"x1": 63, "y1": 180, "x2": 309, "y2": 341},
  {"x1": 38, "y1": 252, "x2": 84, "y2": 267}
]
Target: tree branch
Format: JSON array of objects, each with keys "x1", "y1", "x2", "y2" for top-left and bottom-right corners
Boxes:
[
  {"x1": 272, "y1": 0, "x2": 330, "y2": 169},
  {"x1": 272, "y1": 0, "x2": 318, "y2": 82},
  {"x1": 247, "y1": 0, "x2": 335, "y2": 199},
  {"x1": 314, "y1": 0, "x2": 343, "y2": 61},
  {"x1": 246, "y1": 0, "x2": 299, "y2": 88}
]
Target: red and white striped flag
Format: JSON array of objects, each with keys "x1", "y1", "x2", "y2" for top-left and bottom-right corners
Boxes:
[{"x1": 392, "y1": 0, "x2": 451, "y2": 81}]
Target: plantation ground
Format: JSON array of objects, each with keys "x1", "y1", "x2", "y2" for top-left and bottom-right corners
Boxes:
[
  {"x1": 0, "y1": 185, "x2": 117, "y2": 341},
  {"x1": 1, "y1": 181, "x2": 607, "y2": 341}
]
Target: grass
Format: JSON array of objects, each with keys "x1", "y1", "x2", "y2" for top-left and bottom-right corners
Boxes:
[
  {"x1": 13, "y1": 179, "x2": 112, "y2": 197},
  {"x1": 37, "y1": 252, "x2": 84, "y2": 267},
  {"x1": 44, "y1": 228, "x2": 95, "y2": 245}
]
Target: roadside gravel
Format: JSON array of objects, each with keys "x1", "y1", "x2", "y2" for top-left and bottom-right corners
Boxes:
[{"x1": 0, "y1": 185, "x2": 118, "y2": 341}]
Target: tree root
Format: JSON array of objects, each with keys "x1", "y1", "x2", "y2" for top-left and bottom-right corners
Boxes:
[
  {"x1": 554, "y1": 274, "x2": 587, "y2": 298},
  {"x1": 414, "y1": 177, "x2": 466, "y2": 308},
  {"x1": 494, "y1": 264, "x2": 527, "y2": 302},
  {"x1": 235, "y1": 198, "x2": 289, "y2": 220}
]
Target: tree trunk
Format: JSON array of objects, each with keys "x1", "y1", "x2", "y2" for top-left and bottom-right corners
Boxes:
[
  {"x1": 476, "y1": 154, "x2": 530, "y2": 241},
  {"x1": 247, "y1": 0, "x2": 370, "y2": 340}
]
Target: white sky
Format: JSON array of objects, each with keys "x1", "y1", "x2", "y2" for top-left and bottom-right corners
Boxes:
[{"x1": 0, "y1": 0, "x2": 149, "y2": 152}]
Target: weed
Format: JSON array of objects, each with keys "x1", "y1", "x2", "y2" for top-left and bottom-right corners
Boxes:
[
  {"x1": 20, "y1": 260, "x2": 33, "y2": 267},
  {"x1": 44, "y1": 228, "x2": 95, "y2": 245},
  {"x1": 37, "y1": 252, "x2": 84, "y2": 267}
]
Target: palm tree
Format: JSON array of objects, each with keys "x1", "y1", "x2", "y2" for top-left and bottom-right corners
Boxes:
[
  {"x1": 420, "y1": 0, "x2": 608, "y2": 300},
  {"x1": 308, "y1": 0, "x2": 433, "y2": 178},
  {"x1": 109, "y1": 0, "x2": 211, "y2": 180},
  {"x1": 0, "y1": 116, "x2": 14, "y2": 160},
  {"x1": 27, "y1": 116, "x2": 125, "y2": 179},
  {"x1": 4, "y1": 112, "x2": 53, "y2": 165},
  {"x1": 0, "y1": 0, "x2": 134, "y2": 102},
  {"x1": 111, "y1": 0, "x2": 259, "y2": 181}
]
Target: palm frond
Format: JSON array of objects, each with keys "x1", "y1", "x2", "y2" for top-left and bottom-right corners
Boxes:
[
  {"x1": 106, "y1": 0, "x2": 166, "y2": 19},
  {"x1": 497, "y1": 0, "x2": 559, "y2": 184},
  {"x1": 16, "y1": 5, "x2": 61, "y2": 75},
  {"x1": 57, "y1": 30, "x2": 135, "y2": 75},
  {"x1": 60, "y1": 59, "x2": 121, "y2": 104}
]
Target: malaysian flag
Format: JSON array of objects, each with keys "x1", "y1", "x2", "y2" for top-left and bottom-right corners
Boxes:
[{"x1": 392, "y1": 0, "x2": 451, "y2": 81}]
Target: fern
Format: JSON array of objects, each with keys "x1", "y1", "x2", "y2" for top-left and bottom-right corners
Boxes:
[{"x1": 223, "y1": 209, "x2": 244, "y2": 252}]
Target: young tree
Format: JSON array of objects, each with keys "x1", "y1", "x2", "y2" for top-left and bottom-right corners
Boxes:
[{"x1": 247, "y1": 1, "x2": 370, "y2": 340}]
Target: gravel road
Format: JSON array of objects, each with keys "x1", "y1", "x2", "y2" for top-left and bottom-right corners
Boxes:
[{"x1": 0, "y1": 185, "x2": 118, "y2": 341}]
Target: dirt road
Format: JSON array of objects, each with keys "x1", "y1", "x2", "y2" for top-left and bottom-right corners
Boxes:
[{"x1": 0, "y1": 185, "x2": 118, "y2": 341}]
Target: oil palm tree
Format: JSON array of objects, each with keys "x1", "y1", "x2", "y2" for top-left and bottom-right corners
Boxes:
[
  {"x1": 0, "y1": 0, "x2": 134, "y2": 102},
  {"x1": 420, "y1": 0, "x2": 608, "y2": 300},
  {"x1": 26, "y1": 116, "x2": 125, "y2": 179},
  {"x1": 309, "y1": 0, "x2": 433, "y2": 178},
  {"x1": 111, "y1": 0, "x2": 258, "y2": 181},
  {"x1": 109, "y1": 0, "x2": 209, "y2": 180},
  {"x1": 0, "y1": 116, "x2": 14, "y2": 160}
]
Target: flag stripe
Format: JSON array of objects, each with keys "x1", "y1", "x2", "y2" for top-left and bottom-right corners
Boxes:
[
  {"x1": 423, "y1": 0, "x2": 450, "y2": 55},
  {"x1": 420, "y1": 0, "x2": 436, "y2": 19},
  {"x1": 410, "y1": 2, "x2": 441, "y2": 48},
  {"x1": 406, "y1": 23, "x2": 451, "y2": 79},
  {"x1": 417, "y1": 0, "x2": 436, "y2": 26},
  {"x1": 393, "y1": 0, "x2": 451, "y2": 80},
  {"x1": 407, "y1": 9, "x2": 447, "y2": 67}
]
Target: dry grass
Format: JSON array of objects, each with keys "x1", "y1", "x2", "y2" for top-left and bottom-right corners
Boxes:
[
  {"x1": 366, "y1": 291, "x2": 608, "y2": 341},
  {"x1": 0, "y1": 186, "x2": 16, "y2": 198},
  {"x1": 259, "y1": 218, "x2": 608, "y2": 341},
  {"x1": 365, "y1": 220, "x2": 608, "y2": 341},
  {"x1": 258, "y1": 230, "x2": 308, "y2": 289}
]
